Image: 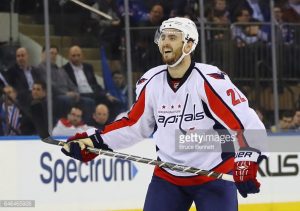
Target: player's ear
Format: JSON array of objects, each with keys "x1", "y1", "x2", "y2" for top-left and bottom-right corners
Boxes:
[{"x1": 183, "y1": 41, "x2": 193, "y2": 54}]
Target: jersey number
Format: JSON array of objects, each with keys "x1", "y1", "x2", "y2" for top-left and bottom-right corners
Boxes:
[{"x1": 226, "y1": 88, "x2": 246, "y2": 106}]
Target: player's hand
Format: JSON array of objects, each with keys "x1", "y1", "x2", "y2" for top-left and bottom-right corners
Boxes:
[
  {"x1": 233, "y1": 148, "x2": 261, "y2": 198},
  {"x1": 61, "y1": 128, "x2": 112, "y2": 162}
]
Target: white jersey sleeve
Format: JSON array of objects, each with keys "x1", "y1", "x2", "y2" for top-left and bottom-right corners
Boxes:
[{"x1": 196, "y1": 64, "x2": 266, "y2": 150}]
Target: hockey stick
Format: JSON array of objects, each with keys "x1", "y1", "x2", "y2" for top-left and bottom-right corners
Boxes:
[
  {"x1": 70, "y1": 0, "x2": 113, "y2": 20},
  {"x1": 30, "y1": 102, "x2": 234, "y2": 182}
]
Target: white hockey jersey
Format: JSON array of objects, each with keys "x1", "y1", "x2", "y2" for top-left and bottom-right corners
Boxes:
[{"x1": 100, "y1": 62, "x2": 266, "y2": 186}]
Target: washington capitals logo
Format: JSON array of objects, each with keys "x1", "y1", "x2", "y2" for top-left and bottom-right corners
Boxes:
[
  {"x1": 207, "y1": 72, "x2": 226, "y2": 80},
  {"x1": 137, "y1": 78, "x2": 147, "y2": 85}
]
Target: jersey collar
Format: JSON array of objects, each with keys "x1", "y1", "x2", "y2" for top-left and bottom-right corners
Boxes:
[{"x1": 167, "y1": 61, "x2": 195, "y2": 92}]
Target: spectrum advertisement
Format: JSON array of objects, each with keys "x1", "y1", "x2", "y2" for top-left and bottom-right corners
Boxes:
[{"x1": 0, "y1": 136, "x2": 300, "y2": 211}]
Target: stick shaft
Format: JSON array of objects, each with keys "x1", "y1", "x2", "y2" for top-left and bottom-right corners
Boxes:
[
  {"x1": 88, "y1": 148, "x2": 233, "y2": 182},
  {"x1": 43, "y1": 137, "x2": 233, "y2": 182},
  {"x1": 70, "y1": 0, "x2": 112, "y2": 20}
]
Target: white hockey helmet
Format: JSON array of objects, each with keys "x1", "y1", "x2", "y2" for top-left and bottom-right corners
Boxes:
[{"x1": 155, "y1": 17, "x2": 199, "y2": 52}]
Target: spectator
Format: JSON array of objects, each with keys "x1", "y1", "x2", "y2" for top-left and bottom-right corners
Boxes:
[
  {"x1": 139, "y1": 4, "x2": 165, "y2": 27},
  {"x1": 228, "y1": 0, "x2": 269, "y2": 21},
  {"x1": 206, "y1": 0, "x2": 230, "y2": 40},
  {"x1": 134, "y1": 4, "x2": 165, "y2": 72},
  {"x1": 0, "y1": 86, "x2": 21, "y2": 135},
  {"x1": 291, "y1": 109, "x2": 300, "y2": 130},
  {"x1": 22, "y1": 81, "x2": 48, "y2": 135},
  {"x1": 63, "y1": 45, "x2": 123, "y2": 119},
  {"x1": 236, "y1": 0, "x2": 270, "y2": 22},
  {"x1": 141, "y1": 1, "x2": 174, "y2": 19},
  {"x1": 271, "y1": 110, "x2": 294, "y2": 132},
  {"x1": 273, "y1": 6, "x2": 294, "y2": 44},
  {"x1": 112, "y1": 71, "x2": 128, "y2": 111},
  {"x1": 204, "y1": 0, "x2": 231, "y2": 71},
  {"x1": 38, "y1": 45, "x2": 95, "y2": 124},
  {"x1": 90, "y1": 104, "x2": 110, "y2": 130},
  {"x1": 279, "y1": 111, "x2": 294, "y2": 130},
  {"x1": 63, "y1": 45, "x2": 118, "y2": 105},
  {"x1": 138, "y1": 3, "x2": 165, "y2": 32},
  {"x1": 5, "y1": 47, "x2": 41, "y2": 107},
  {"x1": 52, "y1": 106, "x2": 90, "y2": 136},
  {"x1": 231, "y1": 7, "x2": 268, "y2": 47},
  {"x1": 31, "y1": 81, "x2": 47, "y2": 102},
  {"x1": 206, "y1": 0, "x2": 230, "y2": 23}
]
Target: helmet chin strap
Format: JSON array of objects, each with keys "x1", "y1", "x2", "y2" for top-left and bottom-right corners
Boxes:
[{"x1": 168, "y1": 42, "x2": 192, "y2": 68}]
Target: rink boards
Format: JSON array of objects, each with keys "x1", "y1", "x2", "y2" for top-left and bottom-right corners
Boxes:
[{"x1": 0, "y1": 135, "x2": 299, "y2": 211}]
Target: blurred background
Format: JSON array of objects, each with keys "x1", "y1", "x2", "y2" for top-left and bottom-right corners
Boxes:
[
  {"x1": 0, "y1": 0, "x2": 300, "y2": 136},
  {"x1": 0, "y1": 1, "x2": 300, "y2": 211}
]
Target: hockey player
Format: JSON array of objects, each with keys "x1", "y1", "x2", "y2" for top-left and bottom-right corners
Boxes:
[{"x1": 61, "y1": 17, "x2": 266, "y2": 211}]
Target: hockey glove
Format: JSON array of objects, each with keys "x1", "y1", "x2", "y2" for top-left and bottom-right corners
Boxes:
[
  {"x1": 61, "y1": 129, "x2": 112, "y2": 162},
  {"x1": 233, "y1": 147, "x2": 261, "y2": 198}
]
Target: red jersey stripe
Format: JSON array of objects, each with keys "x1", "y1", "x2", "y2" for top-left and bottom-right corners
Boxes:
[
  {"x1": 154, "y1": 157, "x2": 234, "y2": 186},
  {"x1": 204, "y1": 82, "x2": 247, "y2": 148}
]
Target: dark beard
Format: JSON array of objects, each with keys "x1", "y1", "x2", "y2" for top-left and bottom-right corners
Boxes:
[
  {"x1": 162, "y1": 51, "x2": 182, "y2": 65},
  {"x1": 162, "y1": 55, "x2": 176, "y2": 65}
]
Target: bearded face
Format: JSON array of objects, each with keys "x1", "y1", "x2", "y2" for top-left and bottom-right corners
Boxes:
[
  {"x1": 158, "y1": 29, "x2": 184, "y2": 66},
  {"x1": 161, "y1": 43, "x2": 183, "y2": 65}
]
